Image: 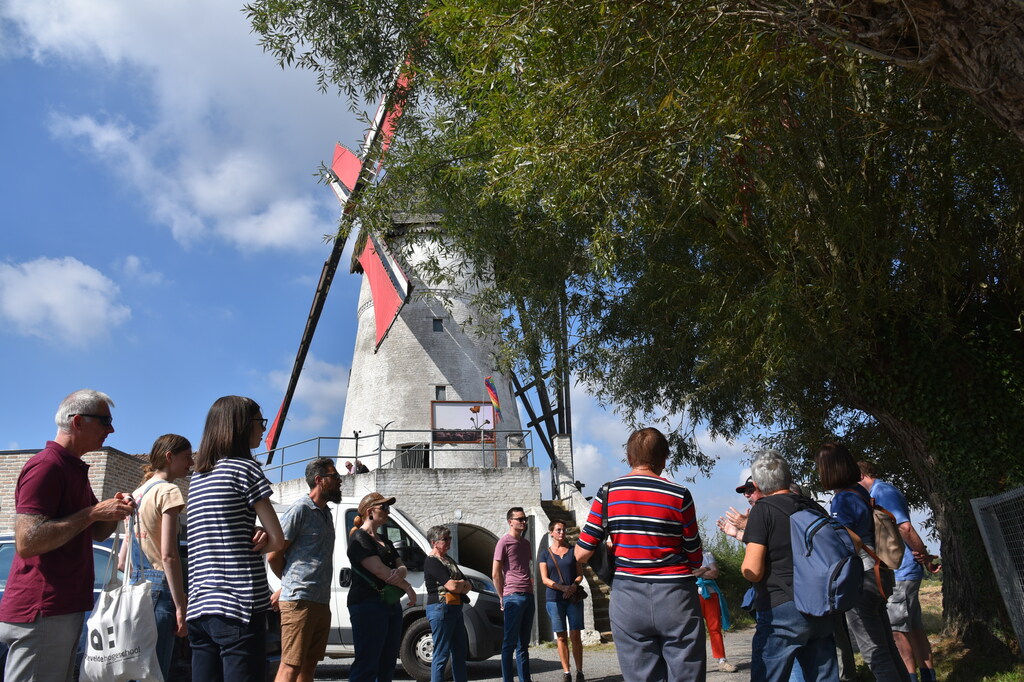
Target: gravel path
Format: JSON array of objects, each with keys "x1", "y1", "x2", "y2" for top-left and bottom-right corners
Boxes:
[{"x1": 313, "y1": 626, "x2": 757, "y2": 681}]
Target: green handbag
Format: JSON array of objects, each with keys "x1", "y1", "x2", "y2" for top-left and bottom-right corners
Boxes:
[{"x1": 353, "y1": 565, "x2": 405, "y2": 605}]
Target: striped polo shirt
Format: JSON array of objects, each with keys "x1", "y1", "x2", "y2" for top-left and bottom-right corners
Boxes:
[
  {"x1": 186, "y1": 457, "x2": 273, "y2": 623},
  {"x1": 577, "y1": 473, "x2": 703, "y2": 582}
]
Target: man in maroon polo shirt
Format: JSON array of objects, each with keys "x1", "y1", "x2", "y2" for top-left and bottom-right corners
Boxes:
[{"x1": 0, "y1": 389, "x2": 136, "y2": 681}]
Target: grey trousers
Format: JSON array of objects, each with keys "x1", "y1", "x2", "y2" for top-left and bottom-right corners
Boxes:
[
  {"x1": 0, "y1": 611, "x2": 84, "y2": 682},
  {"x1": 610, "y1": 578, "x2": 706, "y2": 682},
  {"x1": 844, "y1": 575, "x2": 910, "y2": 682}
]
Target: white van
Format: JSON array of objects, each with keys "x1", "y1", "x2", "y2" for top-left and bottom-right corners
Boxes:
[{"x1": 268, "y1": 498, "x2": 504, "y2": 680}]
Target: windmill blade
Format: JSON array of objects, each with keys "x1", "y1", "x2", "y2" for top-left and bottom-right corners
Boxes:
[
  {"x1": 265, "y1": 224, "x2": 352, "y2": 457},
  {"x1": 358, "y1": 233, "x2": 414, "y2": 351},
  {"x1": 265, "y1": 67, "x2": 412, "y2": 461}
]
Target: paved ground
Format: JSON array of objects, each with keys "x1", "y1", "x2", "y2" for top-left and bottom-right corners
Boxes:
[{"x1": 313, "y1": 626, "x2": 756, "y2": 681}]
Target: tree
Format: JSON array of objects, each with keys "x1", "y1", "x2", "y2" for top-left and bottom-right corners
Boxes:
[
  {"x1": 246, "y1": 0, "x2": 1024, "y2": 647},
  {"x1": 746, "y1": 0, "x2": 1024, "y2": 144}
]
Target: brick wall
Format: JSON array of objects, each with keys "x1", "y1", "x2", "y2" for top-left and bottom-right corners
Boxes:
[
  {"x1": 0, "y1": 448, "x2": 174, "y2": 534},
  {"x1": 271, "y1": 466, "x2": 541, "y2": 542}
]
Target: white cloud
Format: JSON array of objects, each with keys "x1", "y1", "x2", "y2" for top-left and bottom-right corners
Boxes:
[
  {"x1": 217, "y1": 197, "x2": 326, "y2": 253},
  {"x1": 0, "y1": 256, "x2": 130, "y2": 346},
  {"x1": 6, "y1": 0, "x2": 359, "y2": 253},
  {"x1": 120, "y1": 255, "x2": 164, "y2": 286},
  {"x1": 268, "y1": 354, "x2": 349, "y2": 434}
]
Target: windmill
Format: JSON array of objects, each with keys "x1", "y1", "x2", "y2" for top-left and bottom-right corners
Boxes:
[{"x1": 265, "y1": 69, "x2": 572, "y2": 480}]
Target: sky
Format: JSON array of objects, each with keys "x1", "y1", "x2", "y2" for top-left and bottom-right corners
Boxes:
[{"x1": 0, "y1": 0, "x2": 757, "y2": 533}]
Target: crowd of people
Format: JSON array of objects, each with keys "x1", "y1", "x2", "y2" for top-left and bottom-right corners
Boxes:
[{"x1": 0, "y1": 390, "x2": 941, "y2": 682}]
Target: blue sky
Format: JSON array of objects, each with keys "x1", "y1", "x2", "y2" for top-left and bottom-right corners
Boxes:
[{"x1": 0, "y1": 0, "x2": 755, "y2": 530}]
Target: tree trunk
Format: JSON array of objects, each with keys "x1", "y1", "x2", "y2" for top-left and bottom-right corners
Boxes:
[
  {"x1": 870, "y1": 408, "x2": 1014, "y2": 652},
  {"x1": 752, "y1": 0, "x2": 1024, "y2": 144}
]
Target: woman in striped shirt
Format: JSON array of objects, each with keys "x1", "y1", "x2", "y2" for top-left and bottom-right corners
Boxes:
[
  {"x1": 575, "y1": 427, "x2": 708, "y2": 681},
  {"x1": 186, "y1": 395, "x2": 285, "y2": 681}
]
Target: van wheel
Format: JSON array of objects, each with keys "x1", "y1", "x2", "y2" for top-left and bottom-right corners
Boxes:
[{"x1": 400, "y1": 617, "x2": 434, "y2": 681}]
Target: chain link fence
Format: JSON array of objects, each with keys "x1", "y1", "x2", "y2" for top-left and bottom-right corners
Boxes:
[{"x1": 971, "y1": 485, "x2": 1024, "y2": 650}]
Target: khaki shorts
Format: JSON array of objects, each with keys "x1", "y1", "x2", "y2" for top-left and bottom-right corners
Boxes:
[
  {"x1": 886, "y1": 579, "x2": 924, "y2": 632},
  {"x1": 279, "y1": 600, "x2": 332, "y2": 667}
]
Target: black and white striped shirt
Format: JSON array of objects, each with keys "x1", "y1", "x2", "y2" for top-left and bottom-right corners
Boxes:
[{"x1": 186, "y1": 457, "x2": 273, "y2": 623}]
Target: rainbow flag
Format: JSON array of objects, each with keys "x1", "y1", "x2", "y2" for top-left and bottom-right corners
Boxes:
[{"x1": 484, "y1": 376, "x2": 503, "y2": 424}]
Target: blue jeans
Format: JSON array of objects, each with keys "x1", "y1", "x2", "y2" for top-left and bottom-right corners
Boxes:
[
  {"x1": 144, "y1": 570, "x2": 176, "y2": 682},
  {"x1": 349, "y1": 599, "x2": 403, "y2": 682},
  {"x1": 751, "y1": 600, "x2": 839, "y2": 682},
  {"x1": 189, "y1": 611, "x2": 267, "y2": 682},
  {"x1": 545, "y1": 599, "x2": 584, "y2": 633},
  {"x1": 501, "y1": 593, "x2": 534, "y2": 682},
  {"x1": 426, "y1": 602, "x2": 467, "y2": 682}
]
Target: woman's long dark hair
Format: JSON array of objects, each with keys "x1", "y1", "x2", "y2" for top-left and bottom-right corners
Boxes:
[{"x1": 194, "y1": 396, "x2": 260, "y2": 473}]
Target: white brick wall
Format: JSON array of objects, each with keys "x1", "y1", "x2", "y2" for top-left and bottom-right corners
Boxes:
[{"x1": 271, "y1": 467, "x2": 542, "y2": 541}]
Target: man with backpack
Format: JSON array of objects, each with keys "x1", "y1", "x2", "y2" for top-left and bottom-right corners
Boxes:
[
  {"x1": 858, "y1": 461, "x2": 939, "y2": 682},
  {"x1": 740, "y1": 449, "x2": 849, "y2": 681}
]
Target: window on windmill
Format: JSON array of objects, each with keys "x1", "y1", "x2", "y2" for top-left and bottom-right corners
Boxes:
[
  {"x1": 432, "y1": 318, "x2": 443, "y2": 332},
  {"x1": 435, "y1": 386, "x2": 447, "y2": 400}
]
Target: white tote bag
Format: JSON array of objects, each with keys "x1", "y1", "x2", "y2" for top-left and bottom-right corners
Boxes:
[{"x1": 81, "y1": 513, "x2": 164, "y2": 682}]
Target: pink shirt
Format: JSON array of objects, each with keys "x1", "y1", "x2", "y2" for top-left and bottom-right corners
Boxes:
[
  {"x1": 0, "y1": 442, "x2": 99, "y2": 622},
  {"x1": 493, "y1": 533, "x2": 533, "y2": 596}
]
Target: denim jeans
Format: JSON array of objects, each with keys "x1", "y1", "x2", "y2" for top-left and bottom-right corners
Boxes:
[
  {"x1": 349, "y1": 599, "x2": 403, "y2": 682},
  {"x1": 545, "y1": 599, "x2": 584, "y2": 633},
  {"x1": 751, "y1": 600, "x2": 839, "y2": 682},
  {"x1": 501, "y1": 593, "x2": 534, "y2": 682},
  {"x1": 426, "y1": 602, "x2": 468, "y2": 682},
  {"x1": 188, "y1": 611, "x2": 267, "y2": 682},
  {"x1": 142, "y1": 569, "x2": 176, "y2": 682}
]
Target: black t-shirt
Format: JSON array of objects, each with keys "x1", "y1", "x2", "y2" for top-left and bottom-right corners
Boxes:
[
  {"x1": 743, "y1": 492, "x2": 829, "y2": 611},
  {"x1": 347, "y1": 528, "x2": 400, "y2": 606},
  {"x1": 424, "y1": 555, "x2": 468, "y2": 605}
]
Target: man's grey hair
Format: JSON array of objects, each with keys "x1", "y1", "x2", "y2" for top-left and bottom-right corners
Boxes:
[
  {"x1": 750, "y1": 449, "x2": 792, "y2": 495},
  {"x1": 305, "y1": 457, "x2": 337, "y2": 488},
  {"x1": 427, "y1": 525, "x2": 452, "y2": 545},
  {"x1": 55, "y1": 389, "x2": 114, "y2": 433}
]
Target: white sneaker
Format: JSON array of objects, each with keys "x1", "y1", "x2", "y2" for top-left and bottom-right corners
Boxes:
[{"x1": 718, "y1": 659, "x2": 737, "y2": 673}]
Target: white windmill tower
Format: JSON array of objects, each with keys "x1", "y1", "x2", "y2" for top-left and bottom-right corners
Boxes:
[
  {"x1": 336, "y1": 217, "x2": 527, "y2": 470},
  {"x1": 264, "y1": 69, "x2": 579, "y2": 555}
]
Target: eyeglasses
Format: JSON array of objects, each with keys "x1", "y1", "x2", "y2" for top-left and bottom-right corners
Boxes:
[
  {"x1": 72, "y1": 414, "x2": 113, "y2": 427},
  {"x1": 510, "y1": 516, "x2": 528, "y2": 523},
  {"x1": 551, "y1": 528, "x2": 565, "y2": 533},
  {"x1": 376, "y1": 503, "x2": 391, "y2": 513},
  {"x1": 253, "y1": 418, "x2": 268, "y2": 428}
]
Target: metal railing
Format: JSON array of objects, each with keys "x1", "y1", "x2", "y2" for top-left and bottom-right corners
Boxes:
[{"x1": 259, "y1": 428, "x2": 534, "y2": 486}]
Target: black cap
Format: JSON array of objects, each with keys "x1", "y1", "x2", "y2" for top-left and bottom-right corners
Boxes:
[{"x1": 736, "y1": 476, "x2": 755, "y2": 494}]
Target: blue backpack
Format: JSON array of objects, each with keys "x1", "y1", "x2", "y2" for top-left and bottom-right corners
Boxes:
[{"x1": 762, "y1": 496, "x2": 863, "y2": 616}]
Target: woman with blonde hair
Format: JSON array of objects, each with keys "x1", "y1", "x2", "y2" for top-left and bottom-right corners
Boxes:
[
  {"x1": 348, "y1": 492, "x2": 417, "y2": 682},
  {"x1": 120, "y1": 433, "x2": 194, "y2": 681}
]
